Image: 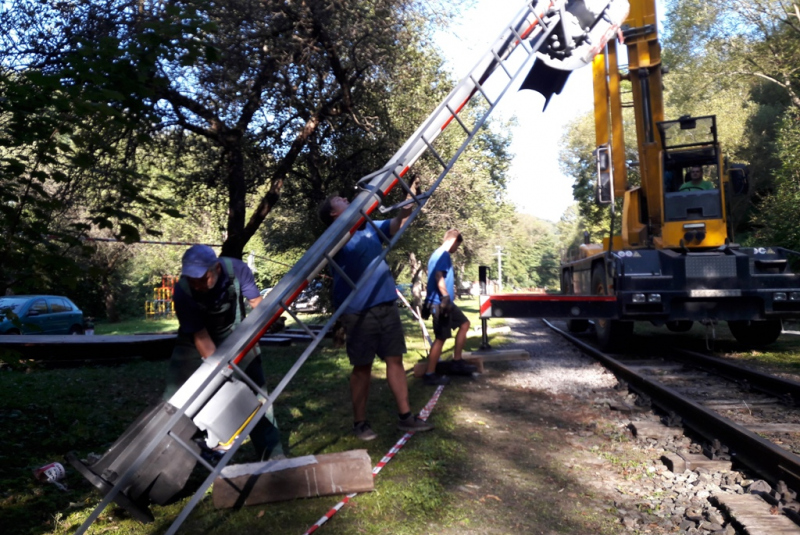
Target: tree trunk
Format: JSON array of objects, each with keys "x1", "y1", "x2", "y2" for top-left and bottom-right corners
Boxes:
[
  {"x1": 408, "y1": 252, "x2": 425, "y2": 309},
  {"x1": 221, "y1": 140, "x2": 247, "y2": 259},
  {"x1": 104, "y1": 284, "x2": 120, "y2": 323}
]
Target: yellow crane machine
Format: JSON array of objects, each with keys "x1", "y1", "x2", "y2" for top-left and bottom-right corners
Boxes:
[
  {"x1": 558, "y1": 0, "x2": 800, "y2": 348},
  {"x1": 481, "y1": 0, "x2": 800, "y2": 350}
]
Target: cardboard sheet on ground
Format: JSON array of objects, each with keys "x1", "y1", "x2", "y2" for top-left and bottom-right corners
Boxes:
[{"x1": 212, "y1": 450, "x2": 374, "y2": 509}]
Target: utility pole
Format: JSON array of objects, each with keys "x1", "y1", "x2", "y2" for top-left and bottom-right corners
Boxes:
[{"x1": 495, "y1": 246, "x2": 506, "y2": 292}]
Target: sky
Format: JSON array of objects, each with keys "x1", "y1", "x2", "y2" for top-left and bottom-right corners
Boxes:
[
  {"x1": 434, "y1": 1, "x2": 595, "y2": 223},
  {"x1": 433, "y1": 0, "x2": 667, "y2": 223}
]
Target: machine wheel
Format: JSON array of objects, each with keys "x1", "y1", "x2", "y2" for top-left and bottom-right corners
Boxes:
[
  {"x1": 728, "y1": 320, "x2": 782, "y2": 348},
  {"x1": 68, "y1": 325, "x2": 84, "y2": 335},
  {"x1": 5, "y1": 328, "x2": 20, "y2": 335},
  {"x1": 666, "y1": 320, "x2": 693, "y2": 333},
  {"x1": 567, "y1": 318, "x2": 590, "y2": 333},
  {"x1": 591, "y1": 264, "x2": 632, "y2": 351},
  {"x1": 562, "y1": 271, "x2": 589, "y2": 333}
]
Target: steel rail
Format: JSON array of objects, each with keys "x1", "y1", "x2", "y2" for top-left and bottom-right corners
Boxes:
[
  {"x1": 672, "y1": 348, "x2": 800, "y2": 405},
  {"x1": 543, "y1": 319, "x2": 800, "y2": 491}
]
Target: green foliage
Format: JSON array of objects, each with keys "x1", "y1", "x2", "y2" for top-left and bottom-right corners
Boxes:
[
  {"x1": 0, "y1": 0, "x2": 558, "y2": 319},
  {"x1": 751, "y1": 111, "x2": 800, "y2": 250},
  {"x1": 661, "y1": 0, "x2": 800, "y2": 237}
]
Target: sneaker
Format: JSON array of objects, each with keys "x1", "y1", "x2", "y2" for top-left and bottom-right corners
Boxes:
[
  {"x1": 397, "y1": 414, "x2": 434, "y2": 433},
  {"x1": 353, "y1": 421, "x2": 378, "y2": 441},
  {"x1": 423, "y1": 373, "x2": 451, "y2": 386}
]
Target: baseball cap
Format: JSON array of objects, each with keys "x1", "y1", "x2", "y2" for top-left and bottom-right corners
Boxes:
[{"x1": 181, "y1": 245, "x2": 219, "y2": 278}]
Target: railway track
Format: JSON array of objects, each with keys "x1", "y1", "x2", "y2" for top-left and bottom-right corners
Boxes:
[{"x1": 543, "y1": 319, "x2": 800, "y2": 534}]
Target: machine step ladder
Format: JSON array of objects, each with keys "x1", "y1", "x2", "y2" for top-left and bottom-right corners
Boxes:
[{"x1": 71, "y1": 2, "x2": 569, "y2": 533}]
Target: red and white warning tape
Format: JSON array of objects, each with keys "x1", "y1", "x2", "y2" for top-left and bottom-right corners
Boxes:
[{"x1": 302, "y1": 385, "x2": 445, "y2": 535}]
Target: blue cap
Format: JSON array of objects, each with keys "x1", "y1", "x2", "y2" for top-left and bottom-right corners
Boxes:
[{"x1": 181, "y1": 245, "x2": 218, "y2": 278}]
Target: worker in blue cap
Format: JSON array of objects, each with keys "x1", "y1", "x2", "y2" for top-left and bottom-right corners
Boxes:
[{"x1": 165, "y1": 244, "x2": 283, "y2": 460}]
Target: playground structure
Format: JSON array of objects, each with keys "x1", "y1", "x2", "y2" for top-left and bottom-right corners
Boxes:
[{"x1": 144, "y1": 275, "x2": 177, "y2": 319}]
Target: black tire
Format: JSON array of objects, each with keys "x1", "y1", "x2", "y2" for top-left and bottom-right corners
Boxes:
[
  {"x1": 728, "y1": 320, "x2": 782, "y2": 348},
  {"x1": 562, "y1": 271, "x2": 589, "y2": 333},
  {"x1": 567, "y1": 318, "x2": 590, "y2": 333},
  {"x1": 666, "y1": 320, "x2": 693, "y2": 333},
  {"x1": 591, "y1": 264, "x2": 633, "y2": 351},
  {"x1": 5, "y1": 328, "x2": 20, "y2": 335},
  {"x1": 69, "y1": 325, "x2": 85, "y2": 335}
]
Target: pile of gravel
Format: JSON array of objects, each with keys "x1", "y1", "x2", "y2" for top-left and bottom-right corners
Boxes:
[
  {"x1": 485, "y1": 317, "x2": 793, "y2": 534},
  {"x1": 491, "y1": 318, "x2": 618, "y2": 395}
]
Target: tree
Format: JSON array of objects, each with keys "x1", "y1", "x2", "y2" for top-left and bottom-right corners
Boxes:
[
  {"x1": 0, "y1": 0, "x2": 467, "y2": 273},
  {"x1": 138, "y1": 0, "x2": 465, "y2": 258},
  {"x1": 661, "y1": 0, "x2": 800, "y2": 228}
]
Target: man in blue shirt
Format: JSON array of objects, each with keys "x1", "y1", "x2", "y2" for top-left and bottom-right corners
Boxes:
[
  {"x1": 319, "y1": 194, "x2": 434, "y2": 441},
  {"x1": 166, "y1": 244, "x2": 283, "y2": 460},
  {"x1": 425, "y1": 229, "x2": 471, "y2": 384}
]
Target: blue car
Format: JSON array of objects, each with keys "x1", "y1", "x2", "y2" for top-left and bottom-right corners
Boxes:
[{"x1": 0, "y1": 295, "x2": 84, "y2": 335}]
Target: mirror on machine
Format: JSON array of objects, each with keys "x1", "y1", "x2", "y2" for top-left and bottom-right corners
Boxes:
[
  {"x1": 727, "y1": 163, "x2": 749, "y2": 195},
  {"x1": 595, "y1": 143, "x2": 613, "y2": 205}
]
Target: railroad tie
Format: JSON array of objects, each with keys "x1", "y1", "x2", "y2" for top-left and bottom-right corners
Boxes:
[{"x1": 715, "y1": 493, "x2": 800, "y2": 534}]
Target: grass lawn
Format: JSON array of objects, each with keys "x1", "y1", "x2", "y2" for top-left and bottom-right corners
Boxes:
[
  {"x1": 94, "y1": 317, "x2": 179, "y2": 335},
  {"x1": 0, "y1": 298, "x2": 496, "y2": 535}
]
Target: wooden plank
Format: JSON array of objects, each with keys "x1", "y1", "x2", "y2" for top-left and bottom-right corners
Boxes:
[
  {"x1": 262, "y1": 333, "x2": 313, "y2": 341},
  {"x1": 258, "y1": 337, "x2": 293, "y2": 347},
  {"x1": 617, "y1": 359, "x2": 671, "y2": 366},
  {"x1": 0, "y1": 334, "x2": 175, "y2": 344},
  {"x1": 0, "y1": 334, "x2": 176, "y2": 362},
  {"x1": 661, "y1": 453, "x2": 687, "y2": 473},
  {"x1": 746, "y1": 423, "x2": 800, "y2": 434},
  {"x1": 630, "y1": 420, "x2": 684, "y2": 440},
  {"x1": 652, "y1": 373, "x2": 709, "y2": 381},
  {"x1": 624, "y1": 362, "x2": 684, "y2": 371},
  {"x1": 677, "y1": 452, "x2": 732, "y2": 471},
  {"x1": 212, "y1": 450, "x2": 374, "y2": 509},
  {"x1": 461, "y1": 349, "x2": 530, "y2": 362},
  {"x1": 702, "y1": 399, "x2": 780, "y2": 411},
  {"x1": 716, "y1": 494, "x2": 800, "y2": 535},
  {"x1": 702, "y1": 398, "x2": 780, "y2": 406},
  {"x1": 412, "y1": 360, "x2": 481, "y2": 378}
]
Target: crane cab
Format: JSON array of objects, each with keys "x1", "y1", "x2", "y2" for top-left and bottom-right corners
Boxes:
[{"x1": 656, "y1": 115, "x2": 729, "y2": 250}]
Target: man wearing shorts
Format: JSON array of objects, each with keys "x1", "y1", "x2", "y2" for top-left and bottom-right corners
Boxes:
[
  {"x1": 424, "y1": 229, "x2": 471, "y2": 384},
  {"x1": 318, "y1": 193, "x2": 434, "y2": 441}
]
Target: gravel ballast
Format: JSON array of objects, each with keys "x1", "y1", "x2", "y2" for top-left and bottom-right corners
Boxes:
[{"x1": 464, "y1": 317, "x2": 800, "y2": 535}]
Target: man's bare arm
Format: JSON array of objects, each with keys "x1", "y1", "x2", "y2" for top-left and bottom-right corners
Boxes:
[
  {"x1": 193, "y1": 328, "x2": 217, "y2": 358},
  {"x1": 389, "y1": 179, "x2": 420, "y2": 237}
]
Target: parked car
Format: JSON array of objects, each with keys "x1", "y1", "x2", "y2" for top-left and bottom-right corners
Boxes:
[
  {"x1": 259, "y1": 287, "x2": 274, "y2": 299},
  {"x1": 0, "y1": 295, "x2": 84, "y2": 335},
  {"x1": 292, "y1": 280, "x2": 327, "y2": 314}
]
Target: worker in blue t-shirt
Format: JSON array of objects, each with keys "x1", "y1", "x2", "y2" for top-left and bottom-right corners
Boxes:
[
  {"x1": 165, "y1": 244, "x2": 283, "y2": 460},
  {"x1": 424, "y1": 229, "x2": 471, "y2": 385},
  {"x1": 318, "y1": 189, "x2": 434, "y2": 441}
]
